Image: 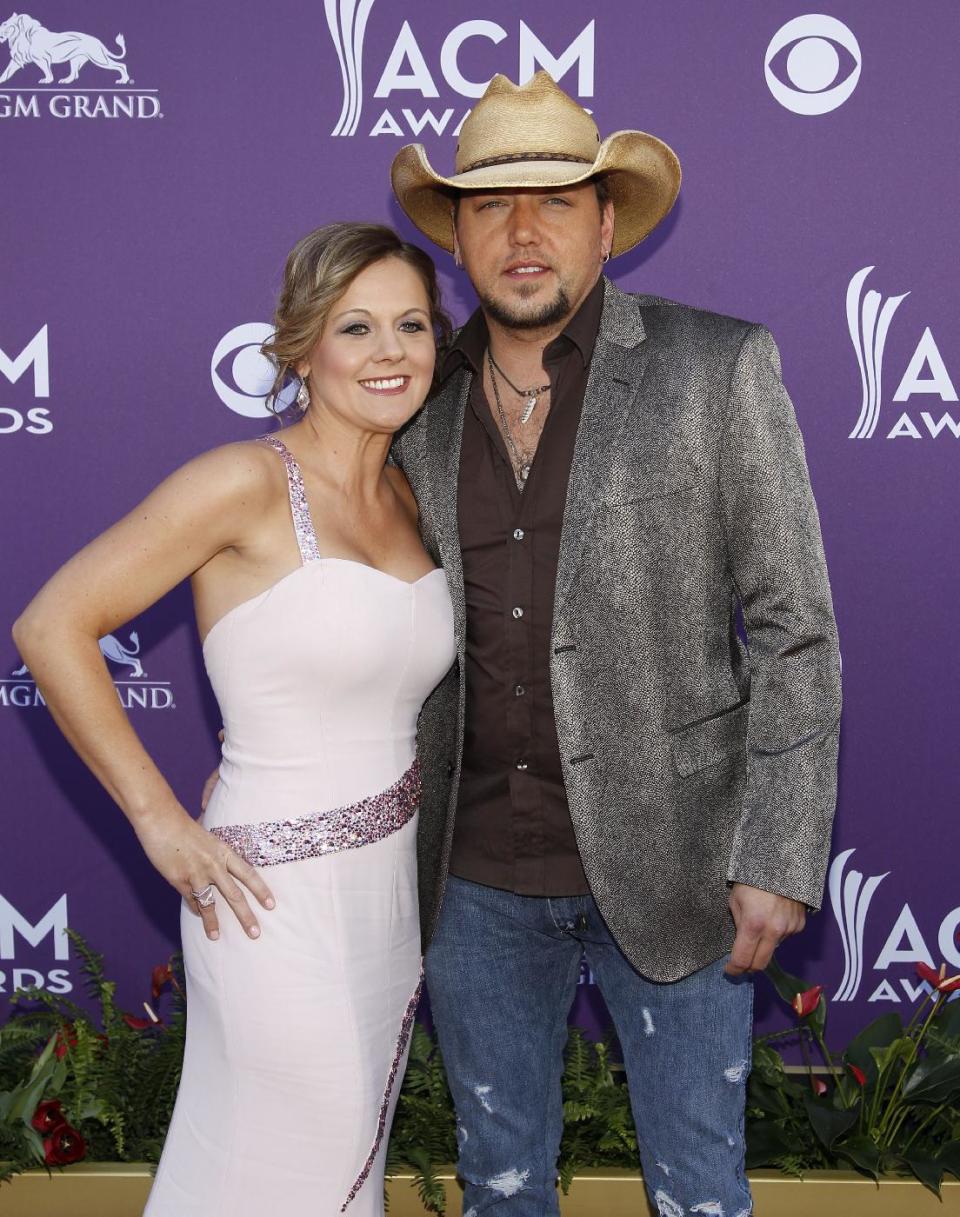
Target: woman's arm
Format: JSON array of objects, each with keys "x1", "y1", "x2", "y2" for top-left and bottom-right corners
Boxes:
[{"x1": 13, "y1": 443, "x2": 279, "y2": 940}]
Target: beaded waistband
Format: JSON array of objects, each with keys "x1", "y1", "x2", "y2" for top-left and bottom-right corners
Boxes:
[{"x1": 209, "y1": 759, "x2": 421, "y2": 867}]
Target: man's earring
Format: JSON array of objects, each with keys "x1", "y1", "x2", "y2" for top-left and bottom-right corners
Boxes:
[
  {"x1": 296, "y1": 377, "x2": 310, "y2": 411},
  {"x1": 601, "y1": 250, "x2": 611, "y2": 264}
]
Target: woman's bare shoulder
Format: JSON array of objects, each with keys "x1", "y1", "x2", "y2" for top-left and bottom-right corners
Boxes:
[{"x1": 159, "y1": 438, "x2": 286, "y2": 516}]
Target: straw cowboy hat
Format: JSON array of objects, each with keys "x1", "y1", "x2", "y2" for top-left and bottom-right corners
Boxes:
[{"x1": 391, "y1": 71, "x2": 681, "y2": 257}]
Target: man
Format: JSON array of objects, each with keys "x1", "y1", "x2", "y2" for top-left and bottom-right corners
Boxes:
[{"x1": 389, "y1": 72, "x2": 841, "y2": 1216}]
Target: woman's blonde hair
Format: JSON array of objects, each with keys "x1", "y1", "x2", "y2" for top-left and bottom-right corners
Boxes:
[{"x1": 261, "y1": 222, "x2": 452, "y2": 415}]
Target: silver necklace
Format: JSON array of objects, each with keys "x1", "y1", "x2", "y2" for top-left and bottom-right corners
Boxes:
[
  {"x1": 487, "y1": 351, "x2": 551, "y2": 424},
  {"x1": 487, "y1": 350, "x2": 534, "y2": 491}
]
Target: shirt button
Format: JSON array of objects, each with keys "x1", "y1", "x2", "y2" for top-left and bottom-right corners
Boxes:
[
  {"x1": 515, "y1": 685, "x2": 525, "y2": 697},
  {"x1": 513, "y1": 528, "x2": 525, "y2": 541},
  {"x1": 516, "y1": 760, "x2": 528, "y2": 771},
  {"x1": 512, "y1": 606, "x2": 524, "y2": 619}
]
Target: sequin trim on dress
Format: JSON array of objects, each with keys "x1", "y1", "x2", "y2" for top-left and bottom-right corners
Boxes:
[
  {"x1": 341, "y1": 969, "x2": 424, "y2": 1212},
  {"x1": 257, "y1": 435, "x2": 322, "y2": 564},
  {"x1": 209, "y1": 760, "x2": 421, "y2": 867}
]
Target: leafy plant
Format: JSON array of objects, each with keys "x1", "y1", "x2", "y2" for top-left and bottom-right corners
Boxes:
[
  {"x1": 385, "y1": 1023, "x2": 457, "y2": 1212},
  {"x1": 557, "y1": 1031, "x2": 639, "y2": 1188},
  {"x1": 3, "y1": 935, "x2": 960, "y2": 1208},
  {"x1": 0, "y1": 1033, "x2": 64, "y2": 1182},
  {"x1": 0, "y1": 930, "x2": 185, "y2": 1182},
  {"x1": 749, "y1": 956, "x2": 960, "y2": 1193},
  {"x1": 385, "y1": 1022, "x2": 638, "y2": 1213}
]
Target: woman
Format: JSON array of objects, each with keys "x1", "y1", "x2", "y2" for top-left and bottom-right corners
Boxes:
[{"x1": 13, "y1": 223, "x2": 456, "y2": 1214}]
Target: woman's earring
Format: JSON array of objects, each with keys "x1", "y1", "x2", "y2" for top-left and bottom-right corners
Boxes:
[{"x1": 296, "y1": 378, "x2": 310, "y2": 411}]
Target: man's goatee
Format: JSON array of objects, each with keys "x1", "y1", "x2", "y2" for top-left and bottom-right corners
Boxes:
[{"x1": 481, "y1": 287, "x2": 572, "y2": 331}]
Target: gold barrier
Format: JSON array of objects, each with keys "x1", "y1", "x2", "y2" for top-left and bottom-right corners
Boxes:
[{"x1": 3, "y1": 1164, "x2": 958, "y2": 1216}]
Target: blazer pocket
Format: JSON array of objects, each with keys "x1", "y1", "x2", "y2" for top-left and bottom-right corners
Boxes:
[
  {"x1": 604, "y1": 472, "x2": 699, "y2": 507},
  {"x1": 670, "y1": 701, "x2": 750, "y2": 778}
]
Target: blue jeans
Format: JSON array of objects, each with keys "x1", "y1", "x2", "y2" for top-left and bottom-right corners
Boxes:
[{"x1": 425, "y1": 876, "x2": 753, "y2": 1217}]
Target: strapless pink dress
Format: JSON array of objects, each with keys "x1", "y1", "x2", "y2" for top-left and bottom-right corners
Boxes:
[{"x1": 144, "y1": 436, "x2": 456, "y2": 1216}]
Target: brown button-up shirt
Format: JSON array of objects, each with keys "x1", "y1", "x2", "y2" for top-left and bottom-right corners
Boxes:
[{"x1": 444, "y1": 277, "x2": 604, "y2": 897}]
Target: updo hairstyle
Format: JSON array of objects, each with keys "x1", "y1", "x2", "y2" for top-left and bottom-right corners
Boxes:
[{"x1": 261, "y1": 222, "x2": 452, "y2": 415}]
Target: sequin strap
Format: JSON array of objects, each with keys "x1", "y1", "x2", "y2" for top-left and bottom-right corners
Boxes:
[
  {"x1": 209, "y1": 759, "x2": 421, "y2": 867},
  {"x1": 256, "y1": 435, "x2": 321, "y2": 564},
  {"x1": 341, "y1": 968, "x2": 424, "y2": 1212}
]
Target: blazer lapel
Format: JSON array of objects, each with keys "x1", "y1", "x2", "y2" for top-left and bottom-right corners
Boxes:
[{"x1": 554, "y1": 279, "x2": 652, "y2": 617}]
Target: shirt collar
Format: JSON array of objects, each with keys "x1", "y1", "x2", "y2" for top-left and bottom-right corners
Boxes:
[{"x1": 441, "y1": 274, "x2": 606, "y2": 380}]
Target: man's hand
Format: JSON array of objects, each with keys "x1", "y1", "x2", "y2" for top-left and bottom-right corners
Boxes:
[
  {"x1": 201, "y1": 766, "x2": 220, "y2": 812},
  {"x1": 726, "y1": 883, "x2": 806, "y2": 975},
  {"x1": 200, "y1": 729, "x2": 224, "y2": 813}
]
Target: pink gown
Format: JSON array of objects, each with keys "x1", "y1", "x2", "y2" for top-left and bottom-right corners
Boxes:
[{"x1": 145, "y1": 436, "x2": 456, "y2": 1216}]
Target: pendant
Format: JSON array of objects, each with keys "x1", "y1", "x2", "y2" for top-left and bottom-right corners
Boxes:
[{"x1": 519, "y1": 397, "x2": 537, "y2": 425}]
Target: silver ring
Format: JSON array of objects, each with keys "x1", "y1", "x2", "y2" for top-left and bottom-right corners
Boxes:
[{"x1": 191, "y1": 884, "x2": 216, "y2": 908}]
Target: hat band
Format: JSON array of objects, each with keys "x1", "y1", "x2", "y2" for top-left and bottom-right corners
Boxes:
[{"x1": 458, "y1": 151, "x2": 595, "y2": 175}]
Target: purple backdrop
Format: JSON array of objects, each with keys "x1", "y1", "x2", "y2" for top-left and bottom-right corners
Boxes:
[{"x1": 2, "y1": 1, "x2": 958, "y2": 1053}]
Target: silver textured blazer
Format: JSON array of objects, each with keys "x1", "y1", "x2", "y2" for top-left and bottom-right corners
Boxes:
[{"x1": 395, "y1": 277, "x2": 842, "y2": 982}]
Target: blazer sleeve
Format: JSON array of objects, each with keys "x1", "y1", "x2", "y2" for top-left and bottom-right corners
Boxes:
[{"x1": 719, "y1": 324, "x2": 842, "y2": 910}]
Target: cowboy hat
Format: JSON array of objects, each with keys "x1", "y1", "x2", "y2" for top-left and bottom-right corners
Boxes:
[{"x1": 390, "y1": 71, "x2": 681, "y2": 257}]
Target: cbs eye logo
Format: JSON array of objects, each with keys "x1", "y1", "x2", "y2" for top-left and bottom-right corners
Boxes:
[
  {"x1": 211, "y1": 323, "x2": 297, "y2": 418},
  {"x1": 765, "y1": 14, "x2": 861, "y2": 115}
]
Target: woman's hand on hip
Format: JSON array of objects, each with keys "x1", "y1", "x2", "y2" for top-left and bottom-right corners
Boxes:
[{"x1": 135, "y1": 808, "x2": 275, "y2": 941}]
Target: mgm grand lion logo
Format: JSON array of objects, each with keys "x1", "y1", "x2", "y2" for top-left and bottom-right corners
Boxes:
[
  {"x1": 0, "y1": 12, "x2": 131, "y2": 85},
  {"x1": 4, "y1": 630, "x2": 174, "y2": 709},
  {"x1": 12, "y1": 631, "x2": 146, "y2": 679}
]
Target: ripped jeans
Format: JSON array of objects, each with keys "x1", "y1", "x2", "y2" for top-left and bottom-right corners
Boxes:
[{"x1": 425, "y1": 877, "x2": 753, "y2": 1217}]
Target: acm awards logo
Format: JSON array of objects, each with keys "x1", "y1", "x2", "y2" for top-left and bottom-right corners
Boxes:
[
  {"x1": 829, "y1": 850, "x2": 960, "y2": 1006},
  {"x1": 764, "y1": 15, "x2": 861, "y2": 115},
  {"x1": 847, "y1": 267, "x2": 958, "y2": 441},
  {"x1": 0, "y1": 324, "x2": 51, "y2": 435},
  {"x1": 0, "y1": 892, "x2": 72, "y2": 995},
  {"x1": 0, "y1": 12, "x2": 161, "y2": 120},
  {"x1": 3, "y1": 631, "x2": 176, "y2": 710},
  {"x1": 325, "y1": 0, "x2": 595, "y2": 138}
]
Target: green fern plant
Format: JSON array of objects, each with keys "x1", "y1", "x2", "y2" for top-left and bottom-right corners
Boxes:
[
  {"x1": 6, "y1": 933, "x2": 959, "y2": 1206},
  {"x1": 0, "y1": 930, "x2": 185, "y2": 1183},
  {"x1": 385, "y1": 1022, "x2": 458, "y2": 1212},
  {"x1": 557, "y1": 1033, "x2": 639, "y2": 1190},
  {"x1": 383, "y1": 1024, "x2": 639, "y2": 1211}
]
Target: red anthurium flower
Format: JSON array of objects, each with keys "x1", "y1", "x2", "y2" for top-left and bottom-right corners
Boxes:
[
  {"x1": 811, "y1": 1076, "x2": 828, "y2": 1097},
  {"x1": 53, "y1": 1024, "x2": 77, "y2": 1059},
  {"x1": 848, "y1": 1064, "x2": 867, "y2": 1087},
  {"x1": 122, "y1": 1012, "x2": 152, "y2": 1030},
  {"x1": 44, "y1": 1124, "x2": 86, "y2": 1166},
  {"x1": 151, "y1": 962, "x2": 173, "y2": 1001},
  {"x1": 792, "y1": 985, "x2": 824, "y2": 1018},
  {"x1": 31, "y1": 1099, "x2": 67, "y2": 1135},
  {"x1": 916, "y1": 962, "x2": 960, "y2": 993}
]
